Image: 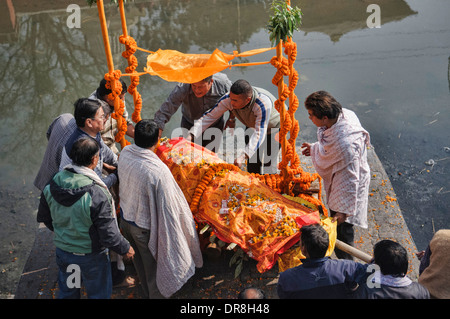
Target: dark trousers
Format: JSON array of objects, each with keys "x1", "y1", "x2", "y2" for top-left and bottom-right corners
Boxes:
[
  {"x1": 330, "y1": 210, "x2": 355, "y2": 260},
  {"x1": 55, "y1": 247, "x2": 112, "y2": 299},
  {"x1": 245, "y1": 129, "x2": 280, "y2": 175}
]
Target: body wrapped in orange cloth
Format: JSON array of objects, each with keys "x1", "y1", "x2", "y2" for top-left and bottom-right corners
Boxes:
[{"x1": 155, "y1": 137, "x2": 336, "y2": 273}]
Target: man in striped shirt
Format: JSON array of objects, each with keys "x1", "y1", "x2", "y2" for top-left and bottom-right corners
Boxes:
[{"x1": 189, "y1": 79, "x2": 280, "y2": 174}]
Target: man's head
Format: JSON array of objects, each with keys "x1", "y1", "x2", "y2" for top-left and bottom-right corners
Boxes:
[
  {"x1": 304, "y1": 91, "x2": 342, "y2": 126},
  {"x1": 300, "y1": 223, "x2": 329, "y2": 259},
  {"x1": 191, "y1": 75, "x2": 213, "y2": 98},
  {"x1": 238, "y1": 287, "x2": 266, "y2": 299},
  {"x1": 229, "y1": 79, "x2": 253, "y2": 109},
  {"x1": 96, "y1": 78, "x2": 128, "y2": 110},
  {"x1": 74, "y1": 98, "x2": 106, "y2": 134},
  {"x1": 134, "y1": 119, "x2": 159, "y2": 149},
  {"x1": 69, "y1": 136, "x2": 100, "y2": 169},
  {"x1": 373, "y1": 240, "x2": 408, "y2": 277}
]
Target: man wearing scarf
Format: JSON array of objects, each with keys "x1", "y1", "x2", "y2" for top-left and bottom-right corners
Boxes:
[
  {"x1": 37, "y1": 137, "x2": 134, "y2": 299},
  {"x1": 118, "y1": 119, "x2": 203, "y2": 299},
  {"x1": 301, "y1": 91, "x2": 371, "y2": 259},
  {"x1": 353, "y1": 240, "x2": 429, "y2": 299}
]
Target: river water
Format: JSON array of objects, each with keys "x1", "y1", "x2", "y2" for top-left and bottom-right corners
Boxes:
[{"x1": 0, "y1": 0, "x2": 448, "y2": 295}]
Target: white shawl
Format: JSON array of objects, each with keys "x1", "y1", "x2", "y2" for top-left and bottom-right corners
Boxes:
[
  {"x1": 118, "y1": 144, "x2": 203, "y2": 297},
  {"x1": 311, "y1": 108, "x2": 371, "y2": 228},
  {"x1": 64, "y1": 163, "x2": 117, "y2": 218}
]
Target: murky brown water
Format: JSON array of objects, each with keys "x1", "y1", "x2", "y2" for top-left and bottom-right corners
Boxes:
[{"x1": 0, "y1": 0, "x2": 449, "y2": 295}]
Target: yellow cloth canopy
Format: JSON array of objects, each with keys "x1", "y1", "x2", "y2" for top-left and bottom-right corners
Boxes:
[{"x1": 144, "y1": 47, "x2": 275, "y2": 83}]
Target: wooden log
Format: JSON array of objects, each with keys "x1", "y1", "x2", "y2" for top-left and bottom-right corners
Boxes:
[{"x1": 335, "y1": 239, "x2": 372, "y2": 263}]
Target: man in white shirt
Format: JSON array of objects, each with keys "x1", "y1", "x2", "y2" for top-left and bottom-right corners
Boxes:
[{"x1": 301, "y1": 91, "x2": 371, "y2": 259}]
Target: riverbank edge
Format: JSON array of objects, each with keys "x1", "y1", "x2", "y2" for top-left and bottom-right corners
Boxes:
[{"x1": 13, "y1": 145, "x2": 420, "y2": 299}]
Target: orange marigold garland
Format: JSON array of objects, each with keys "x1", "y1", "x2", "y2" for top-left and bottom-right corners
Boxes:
[
  {"x1": 190, "y1": 163, "x2": 239, "y2": 214},
  {"x1": 119, "y1": 35, "x2": 143, "y2": 123},
  {"x1": 104, "y1": 70, "x2": 130, "y2": 147},
  {"x1": 266, "y1": 38, "x2": 326, "y2": 214}
]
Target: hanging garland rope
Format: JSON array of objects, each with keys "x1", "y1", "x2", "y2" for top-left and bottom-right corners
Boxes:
[
  {"x1": 250, "y1": 1, "x2": 327, "y2": 216},
  {"x1": 117, "y1": 0, "x2": 143, "y2": 124},
  {"x1": 104, "y1": 70, "x2": 130, "y2": 147},
  {"x1": 119, "y1": 35, "x2": 143, "y2": 124}
]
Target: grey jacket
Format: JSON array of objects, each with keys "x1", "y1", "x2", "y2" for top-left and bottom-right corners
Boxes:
[{"x1": 153, "y1": 72, "x2": 232, "y2": 130}]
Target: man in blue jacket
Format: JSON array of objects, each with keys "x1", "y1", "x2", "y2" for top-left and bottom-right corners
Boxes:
[
  {"x1": 37, "y1": 137, "x2": 134, "y2": 299},
  {"x1": 59, "y1": 98, "x2": 118, "y2": 188},
  {"x1": 352, "y1": 240, "x2": 429, "y2": 299},
  {"x1": 277, "y1": 223, "x2": 368, "y2": 299}
]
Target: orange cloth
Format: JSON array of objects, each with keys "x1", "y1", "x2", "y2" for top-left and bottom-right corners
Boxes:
[
  {"x1": 156, "y1": 137, "x2": 331, "y2": 272},
  {"x1": 145, "y1": 48, "x2": 274, "y2": 83}
]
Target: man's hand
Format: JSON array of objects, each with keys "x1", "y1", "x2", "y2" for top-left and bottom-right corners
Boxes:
[
  {"x1": 301, "y1": 142, "x2": 311, "y2": 156},
  {"x1": 103, "y1": 162, "x2": 117, "y2": 173},
  {"x1": 416, "y1": 250, "x2": 425, "y2": 260},
  {"x1": 123, "y1": 246, "x2": 135, "y2": 261},
  {"x1": 186, "y1": 133, "x2": 194, "y2": 142},
  {"x1": 224, "y1": 117, "x2": 236, "y2": 130},
  {"x1": 234, "y1": 153, "x2": 248, "y2": 168},
  {"x1": 332, "y1": 212, "x2": 348, "y2": 225}
]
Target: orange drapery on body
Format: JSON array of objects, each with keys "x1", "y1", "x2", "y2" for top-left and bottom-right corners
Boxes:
[{"x1": 155, "y1": 137, "x2": 336, "y2": 273}]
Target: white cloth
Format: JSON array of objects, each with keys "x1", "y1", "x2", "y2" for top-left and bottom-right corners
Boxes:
[
  {"x1": 65, "y1": 164, "x2": 116, "y2": 215},
  {"x1": 370, "y1": 270, "x2": 412, "y2": 288},
  {"x1": 310, "y1": 108, "x2": 371, "y2": 228},
  {"x1": 118, "y1": 144, "x2": 203, "y2": 297}
]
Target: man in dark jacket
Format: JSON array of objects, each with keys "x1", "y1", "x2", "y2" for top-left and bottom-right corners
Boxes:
[
  {"x1": 59, "y1": 98, "x2": 118, "y2": 188},
  {"x1": 37, "y1": 137, "x2": 134, "y2": 299},
  {"x1": 277, "y1": 223, "x2": 368, "y2": 299},
  {"x1": 352, "y1": 240, "x2": 429, "y2": 299}
]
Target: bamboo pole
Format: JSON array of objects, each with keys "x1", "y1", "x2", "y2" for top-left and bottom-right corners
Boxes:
[
  {"x1": 118, "y1": 0, "x2": 143, "y2": 125},
  {"x1": 335, "y1": 239, "x2": 373, "y2": 263},
  {"x1": 118, "y1": 0, "x2": 128, "y2": 37},
  {"x1": 97, "y1": 0, "x2": 126, "y2": 148},
  {"x1": 276, "y1": 41, "x2": 287, "y2": 165},
  {"x1": 97, "y1": 0, "x2": 114, "y2": 73}
]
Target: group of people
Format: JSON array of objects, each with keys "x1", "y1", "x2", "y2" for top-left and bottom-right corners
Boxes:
[
  {"x1": 277, "y1": 224, "x2": 430, "y2": 299},
  {"x1": 34, "y1": 71, "x2": 444, "y2": 299}
]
